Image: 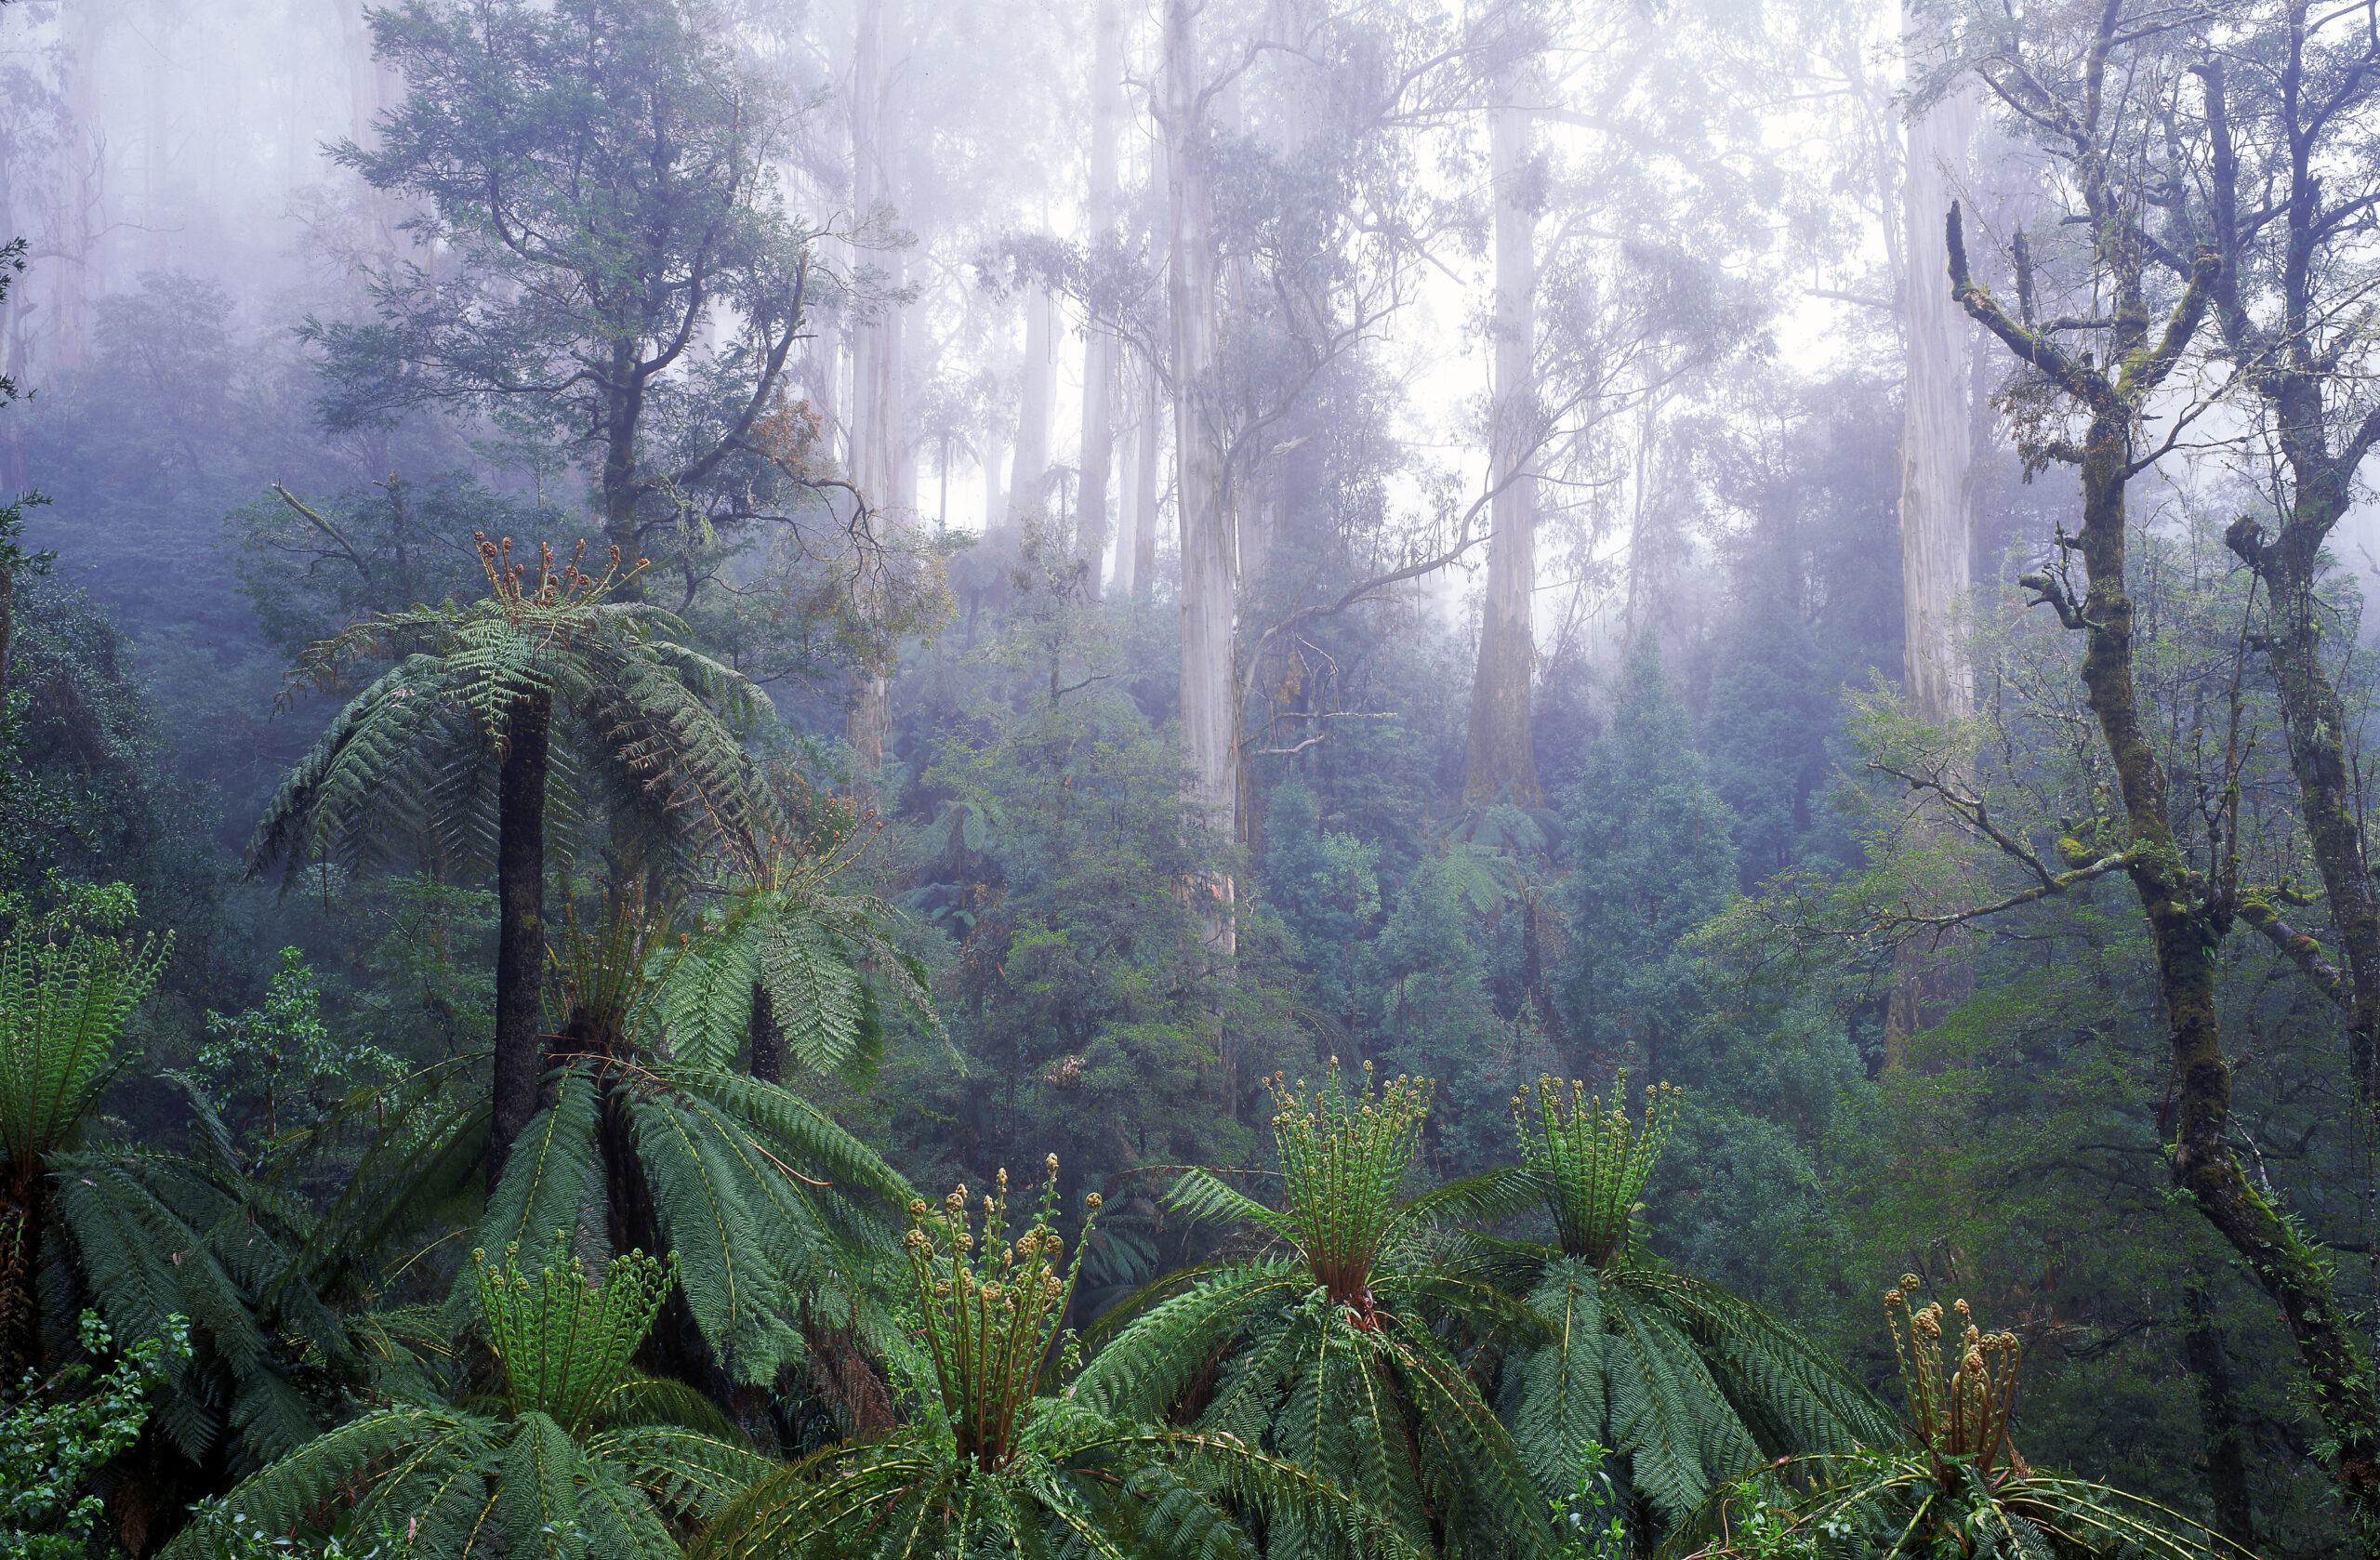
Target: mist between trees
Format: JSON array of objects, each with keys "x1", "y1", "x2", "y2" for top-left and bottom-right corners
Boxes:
[{"x1": 0, "y1": 0, "x2": 2374, "y2": 1556}]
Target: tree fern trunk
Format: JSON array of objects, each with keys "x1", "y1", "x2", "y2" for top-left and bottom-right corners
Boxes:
[
  {"x1": 0, "y1": 1179, "x2": 42, "y2": 1377},
  {"x1": 597, "y1": 1065, "x2": 741, "y2": 1419},
  {"x1": 488, "y1": 691, "x2": 551, "y2": 1194},
  {"x1": 749, "y1": 980, "x2": 784, "y2": 1085}
]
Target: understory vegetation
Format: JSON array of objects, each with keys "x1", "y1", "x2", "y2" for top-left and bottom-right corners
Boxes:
[{"x1": 1, "y1": 0, "x2": 2378, "y2": 1555}]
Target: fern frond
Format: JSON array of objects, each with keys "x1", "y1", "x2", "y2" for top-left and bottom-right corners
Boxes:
[
  {"x1": 1073, "y1": 1261, "x2": 1305, "y2": 1420},
  {"x1": 1165, "y1": 1168, "x2": 1289, "y2": 1239}
]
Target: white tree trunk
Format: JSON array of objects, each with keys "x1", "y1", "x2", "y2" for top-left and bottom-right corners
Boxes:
[
  {"x1": 1888, "y1": 3, "x2": 1981, "y2": 1065},
  {"x1": 845, "y1": 0, "x2": 903, "y2": 783},
  {"x1": 1897, "y1": 5, "x2": 1977, "y2": 728},
  {"x1": 1008, "y1": 286, "x2": 1054, "y2": 530},
  {"x1": 1166, "y1": 0, "x2": 1236, "y2": 859},
  {"x1": 1077, "y1": 0, "x2": 1125, "y2": 597},
  {"x1": 1461, "y1": 62, "x2": 1542, "y2": 808}
]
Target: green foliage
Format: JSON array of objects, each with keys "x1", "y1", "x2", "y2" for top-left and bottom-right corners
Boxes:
[
  {"x1": 0, "y1": 919, "x2": 171, "y2": 1179},
  {"x1": 1514, "y1": 1072, "x2": 1681, "y2": 1265},
  {"x1": 0, "y1": 1310, "x2": 186, "y2": 1560},
  {"x1": 248, "y1": 537, "x2": 768, "y2": 884},
  {"x1": 196, "y1": 948, "x2": 398, "y2": 1140},
  {"x1": 700, "y1": 1157, "x2": 1411, "y2": 1560},
  {"x1": 478, "y1": 1245, "x2": 678, "y2": 1433},
  {"x1": 1083, "y1": 1066, "x2": 1552, "y2": 1560},
  {"x1": 474, "y1": 1058, "x2": 914, "y2": 1389},
  {"x1": 165, "y1": 1246, "x2": 772, "y2": 1560},
  {"x1": 902, "y1": 1157, "x2": 1091, "y2": 1469},
  {"x1": 1560, "y1": 638, "x2": 1738, "y2": 1076},
  {"x1": 654, "y1": 848, "x2": 938, "y2": 1080},
  {"x1": 1660, "y1": 1288, "x2": 2250, "y2": 1560}
]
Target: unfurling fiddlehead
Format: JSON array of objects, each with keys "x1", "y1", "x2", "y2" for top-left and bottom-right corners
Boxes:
[
  {"x1": 1884, "y1": 1276, "x2": 2028, "y2": 1490},
  {"x1": 1512, "y1": 1070, "x2": 1679, "y2": 1265},
  {"x1": 906, "y1": 1155, "x2": 1097, "y2": 1470},
  {"x1": 1268, "y1": 1059, "x2": 1431, "y2": 1316},
  {"x1": 473, "y1": 1242, "x2": 676, "y2": 1434}
]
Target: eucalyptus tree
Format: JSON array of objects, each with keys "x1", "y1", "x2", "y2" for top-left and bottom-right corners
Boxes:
[
  {"x1": 248, "y1": 539, "x2": 768, "y2": 1190},
  {"x1": 311, "y1": 0, "x2": 817, "y2": 576}
]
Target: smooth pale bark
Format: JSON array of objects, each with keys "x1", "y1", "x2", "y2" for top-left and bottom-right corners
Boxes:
[
  {"x1": 488, "y1": 693, "x2": 551, "y2": 1194},
  {"x1": 1009, "y1": 288, "x2": 1054, "y2": 529},
  {"x1": 1077, "y1": 0, "x2": 1124, "y2": 597},
  {"x1": 1112, "y1": 385, "x2": 1140, "y2": 596},
  {"x1": 1886, "y1": 3, "x2": 1979, "y2": 1067},
  {"x1": 1461, "y1": 65, "x2": 1542, "y2": 808},
  {"x1": 1897, "y1": 17, "x2": 1977, "y2": 729},
  {"x1": 1165, "y1": 0, "x2": 1237, "y2": 881},
  {"x1": 1131, "y1": 357, "x2": 1161, "y2": 595},
  {"x1": 1129, "y1": 120, "x2": 1169, "y2": 600}
]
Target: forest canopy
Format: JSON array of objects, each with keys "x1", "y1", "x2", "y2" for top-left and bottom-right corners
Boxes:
[{"x1": 0, "y1": 0, "x2": 2373, "y2": 1557}]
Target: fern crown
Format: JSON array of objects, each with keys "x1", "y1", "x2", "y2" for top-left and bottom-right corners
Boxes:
[
  {"x1": 474, "y1": 1241, "x2": 677, "y2": 1434},
  {"x1": 1513, "y1": 1070, "x2": 1679, "y2": 1265}
]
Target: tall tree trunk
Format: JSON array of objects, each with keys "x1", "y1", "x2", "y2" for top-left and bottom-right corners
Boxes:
[
  {"x1": 1132, "y1": 355, "x2": 1160, "y2": 596},
  {"x1": 1461, "y1": 61, "x2": 1541, "y2": 809},
  {"x1": 1165, "y1": 0, "x2": 1236, "y2": 869},
  {"x1": 1009, "y1": 288, "x2": 1054, "y2": 530},
  {"x1": 1886, "y1": 4, "x2": 1978, "y2": 1067},
  {"x1": 845, "y1": 0, "x2": 900, "y2": 787},
  {"x1": 488, "y1": 692, "x2": 551, "y2": 1193},
  {"x1": 1078, "y1": 0, "x2": 1124, "y2": 598}
]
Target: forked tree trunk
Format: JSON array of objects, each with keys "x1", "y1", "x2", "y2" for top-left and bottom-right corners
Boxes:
[
  {"x1": 488, "y1": 692, "x2": 551, "y2": 1193},
  {"x1": 1461, "y1": 62, "x2": 1542, "y2": 809}
]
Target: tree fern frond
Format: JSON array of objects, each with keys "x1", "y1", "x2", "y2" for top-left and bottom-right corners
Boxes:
[
  {"x1": 1073, "y1": 1262, "x2": 1304, "y2": 1420},
  {"x1": 493, "y1": 1411, "x2": 589, "y2": 1560},
  {"x1": 1165, "y1": 1168, "x2": 1289, "y2": 1239},
  {"x1": 586, "y1": 1424, "x2": 775, "y2": 1520},
  {"x1": 472, "y1": 1067, "x2": 602, "y2": 1277}
]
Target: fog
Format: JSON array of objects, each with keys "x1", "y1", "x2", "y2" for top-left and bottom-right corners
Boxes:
[{"x1": 7, "y1": 1, "x2": 2380, "y2": 1554}]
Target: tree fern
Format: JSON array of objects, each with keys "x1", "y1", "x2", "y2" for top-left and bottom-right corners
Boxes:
[
  {"x1": 650, "y1": 850, "x2": 940, "y2": 1083},
  {"x1": 248, "y1": 536, "x2": 774, "y2": 1190},
  {"x1": 1079, "y1": 1064, "x2": 1553, "y2": 1560},
  {"x1": 1660, "y1": 1282, "x2": 2251, "y2": 1560},
  {"x1": 694, "y1": 1160, "x2": 1415, "y2": 1560},
  {"x1": 165, "y1": 1246, "x2": 774, "y2": 1560},
  {"x1": 0, "y1": 919, "x2": 170, "y2": 1373}
]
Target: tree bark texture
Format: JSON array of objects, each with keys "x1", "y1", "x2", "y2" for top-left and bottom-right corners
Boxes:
[
  {"x1": 488, "y1": 691, "x2": 551, "y2": 1193},
  {"x1": 1461, "y1": 63, "x2": 1542, "y2": 809},
  {"x1": 1886, "y1": 7, "x2": 1979, "y2": 1067}
]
